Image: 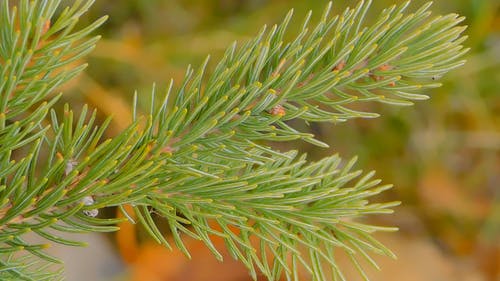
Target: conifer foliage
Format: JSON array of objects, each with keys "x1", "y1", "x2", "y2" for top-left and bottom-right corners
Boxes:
[{"x1": 0, "y1": 0, "x2": 467, "y2": 280}]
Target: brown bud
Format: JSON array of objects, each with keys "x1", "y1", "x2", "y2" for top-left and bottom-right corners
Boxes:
[{"x1": 269, "y1": 104, "x2": 286, "y2": 116}]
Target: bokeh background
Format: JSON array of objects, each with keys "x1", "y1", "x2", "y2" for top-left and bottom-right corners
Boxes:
[{"x1": 53, "y1": 0, "x2": 499, "y2": 280}]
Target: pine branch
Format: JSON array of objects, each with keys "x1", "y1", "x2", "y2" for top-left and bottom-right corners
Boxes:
[
  {"x1": 0, "y1": 0, "x2": 467, "y2": 280},
  {"x1": 0, "y1": 254, "x2": 62, "y2": 281},
  {"x1": 0, "y1": 0, "x2": 107, "y2": 279}
]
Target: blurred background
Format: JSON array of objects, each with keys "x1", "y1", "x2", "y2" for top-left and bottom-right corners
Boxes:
[{"x1": 52, "y1": 0, "x2": 499, "y2": 280}]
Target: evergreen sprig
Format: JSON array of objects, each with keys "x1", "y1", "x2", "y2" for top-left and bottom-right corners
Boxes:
[{"x1": 0, "y1": 0, "x2": 467, "y2": 280}]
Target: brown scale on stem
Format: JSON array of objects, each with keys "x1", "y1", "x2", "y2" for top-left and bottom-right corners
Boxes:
[
  {"x1": 269, "y1": 104, "x2": 286, "y2": 116},
  {"x1": 332, "y1": 60, "x2": 346, "y2": 71},
  {"x1": 370, "y1": 63, "x2": 396, "y2": 86},
  {"x1": 41, "y1": 19, "x2": 50, "y2": 36}
]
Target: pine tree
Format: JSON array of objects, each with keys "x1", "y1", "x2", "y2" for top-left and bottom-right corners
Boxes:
[{"x1": 0, "y1": 0, "x2": 467, "y2": 280}]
